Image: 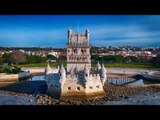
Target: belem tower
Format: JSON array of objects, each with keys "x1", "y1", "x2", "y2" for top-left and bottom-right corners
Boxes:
[{"x1": 45, "y1": 28, "x2": 107, "y2": 98}]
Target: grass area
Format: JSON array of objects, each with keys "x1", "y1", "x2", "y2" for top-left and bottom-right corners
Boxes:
[{"x1": 20, "y1": 62, "x2": 154, "y2": 69}]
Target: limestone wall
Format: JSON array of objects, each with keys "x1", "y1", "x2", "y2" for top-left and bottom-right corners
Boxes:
[
  {"x1": 61, "y1": 79, "x2": 85, "y2": 94},
  {"x1": 67, "y1": 63, "x2": 91, "y2": 72},
  {"x1": 61, "y1": 78, "x2": 104, "y2": 97},
  {"x1": 45, "y1": 73, "x2": 61, "y2": 98},
  {"x1": 45, "y1": 72, "x2": 105, "y2": 98},
  {"x1": 85, "y1": 79, "x2": 104, "y2": 94}
]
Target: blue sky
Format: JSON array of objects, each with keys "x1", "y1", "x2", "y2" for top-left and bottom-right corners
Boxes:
[{"x1": 0, "y1": 15, "x2": 160, "y2": 48}]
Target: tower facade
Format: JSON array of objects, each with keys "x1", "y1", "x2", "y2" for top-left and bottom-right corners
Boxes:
[{"x1": 66, "y1": 29, "x2": 91, "y2": 73}]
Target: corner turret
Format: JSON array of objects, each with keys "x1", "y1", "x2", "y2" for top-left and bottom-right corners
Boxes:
[
  {"x1": 101, "y1": 63, "x2": 106, "y2": 84},
  {"x1": 83, "y1": 65, "x2": 90, "y2": 80},
  {"x1": 59, "y1": 64, "x2": 66, "y2": 79},
  {"x1": 86, "y1": 28, "x2": 90, "y2": 41},
  {"x1": 68, "y1": 28, "x2": 72, "y2": 42},
  {"x1": 45, "y1": 62, "x2": 52, "y2": 75},
  {"x1": 97, "y1": 61, "x2": 101, "y2": 72}
]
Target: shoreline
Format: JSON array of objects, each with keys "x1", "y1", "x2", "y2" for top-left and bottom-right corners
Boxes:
[
  {"x1": 0, "y1": 66, "x2": 159, "y2": 86},
  {"x1": 0, "y1": 67, "x2": 45, "y2": 85},
  {"x1": 1, "y1": 82, "x2": 160, "y2": 105}
]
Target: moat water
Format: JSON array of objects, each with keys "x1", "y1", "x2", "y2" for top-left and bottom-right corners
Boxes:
[
  {"x1": 27, "y1": 75, "x2": 45, "y2": 81},
  {"x1": 26, "y1": 75, "x2": 160, "y2": 86}
]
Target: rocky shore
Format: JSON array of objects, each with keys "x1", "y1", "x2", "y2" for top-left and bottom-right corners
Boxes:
[
  {"x1": 33, "y1": 83, "x2": 160, "y2": 105},
  {"x1": 0, "y1": 90, "x2": 36, "y2": 105},
  {"x1": 104, "y1": 91, "x2": 160, "y2": 105},
  {"x1": 1, "y1": 82, "x2": 160, "y2": 105}
]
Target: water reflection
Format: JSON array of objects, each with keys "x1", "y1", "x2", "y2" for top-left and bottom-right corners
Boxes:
[
  {"x1": 27, "y1": 75, "x2": 45, "y2": 81},
  {"x1": 127, "y1": 79, "x2": 144, "y2": 86},
  {"x1": 27, "y1": 75, "x2": 160, "y2": 86}
]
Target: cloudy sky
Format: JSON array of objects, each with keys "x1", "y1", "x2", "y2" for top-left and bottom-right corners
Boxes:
[{"x1": 0, "y1": 15, "x2": 160, "y2": 48}]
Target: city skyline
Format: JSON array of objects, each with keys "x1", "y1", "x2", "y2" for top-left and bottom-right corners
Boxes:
[{"x1": 0, "y1": 15, "x2": 160, "y2": 48}]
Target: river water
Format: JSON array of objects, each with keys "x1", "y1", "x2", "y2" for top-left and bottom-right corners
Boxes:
[
  {"x1": 26, "y1": 75, "x2": 160, "y2": 86},
  {"x1": 27, "y1": 75, "x2": 45, "y2": 81}
]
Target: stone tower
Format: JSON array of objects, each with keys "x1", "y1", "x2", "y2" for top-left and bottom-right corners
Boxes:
[
  {"x1": 45, "y1": 28, "x2": 106, "y2": 98},
  {"x1": 66, "y1": 28, "x2": 91, "y2": 73}
]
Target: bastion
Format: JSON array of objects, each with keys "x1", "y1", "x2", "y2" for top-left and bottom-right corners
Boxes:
[{"x1": 45, "y1": 29, "x2": 107, "y2": 99}]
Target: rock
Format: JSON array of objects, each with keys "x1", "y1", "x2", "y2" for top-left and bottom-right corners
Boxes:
[
  {"x1": 124, "y1": 96, "x2": 129, "y2": 99},
  {"x1": 42, "y1": 101, "x2": 45, "y2": 104},
  {"x1": 28, "y1": 99, "x2": 33, "y2": 102}
]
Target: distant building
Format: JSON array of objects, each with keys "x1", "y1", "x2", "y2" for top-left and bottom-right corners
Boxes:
[{"x1": 48, "y1": 51, "x2": 60, "y2": 58}]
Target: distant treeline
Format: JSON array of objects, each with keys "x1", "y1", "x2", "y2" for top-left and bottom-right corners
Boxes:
[{"x1": 91, "y1": 55, "x2": 160, "y2": 68}]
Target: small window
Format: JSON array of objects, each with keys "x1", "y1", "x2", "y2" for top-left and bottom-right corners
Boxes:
[
  {"x1": 86, "y1": 74, "x2": 88, "y2": 77},
  {"x1": 77, "y1": 87, "x2": 80, "y2": 90},
  {"x1": 68, "y1": 50, "x2": 70, "y2": 52},
  {"x1": 68, "y1": 87, "x2": 71, "y2": 90},
  {"x1": 96, "y1": 85, "x2": 99, "y2": 88},
  {"x1": 90, "y1": 86, "x2": 93, "y2": 89}
]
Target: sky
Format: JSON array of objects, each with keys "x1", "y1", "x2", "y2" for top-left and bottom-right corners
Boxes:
[{"x1": 0, "y1": 15, "x2": 160, "y2": 48}]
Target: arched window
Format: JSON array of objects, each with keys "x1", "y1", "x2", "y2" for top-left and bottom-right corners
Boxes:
[
  {"x1": 81, "y1": 49, "x2": 84, "y2": 54},
  {"x1": 74, "y1": 49, "x2": 77, "y2": 53}
]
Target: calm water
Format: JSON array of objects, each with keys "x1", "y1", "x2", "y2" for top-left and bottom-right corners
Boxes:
[
  {"x1": 27, "y1": 75, "x2": 45, "y2": 81},
  {"x1": 26, "y1": 75, "x2": 159, "y2": 86},
  {"x1": 127, "y1": 79, "x2": 144, "y2": 86}
]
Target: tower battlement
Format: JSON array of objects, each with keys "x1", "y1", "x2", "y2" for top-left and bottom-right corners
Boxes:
[{"x1": 67, "y1": 29, "x2": 91, "y2": 72}]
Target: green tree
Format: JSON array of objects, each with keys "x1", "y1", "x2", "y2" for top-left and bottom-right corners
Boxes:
[
  {"x1": 2, "y1": 53, "x2": 11, "y2": 64},
  {"x1": 151, "y1": 56, "x2": 160, "y2": 68},
  {"x1": 0, "y1": 56, "x2": 3, "y2": 66},
  {"x1": 26, "y1": 55, "x2": 47, "y2": 64}
]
